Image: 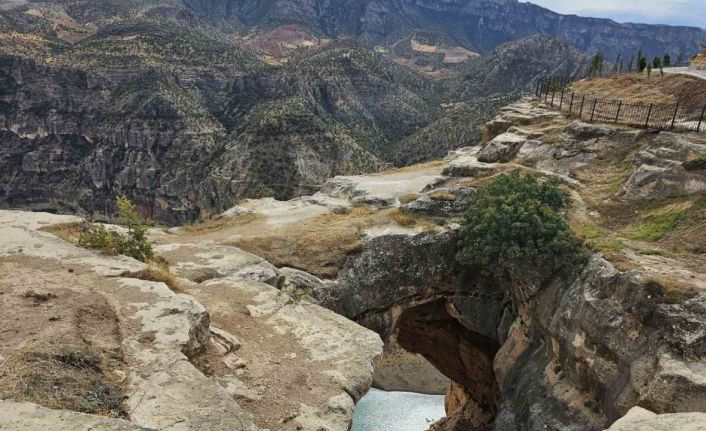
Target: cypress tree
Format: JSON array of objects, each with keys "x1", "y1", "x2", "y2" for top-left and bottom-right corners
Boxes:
[
  {"x1": 663, "y1": 54, "x2": 671, "y2": 67},
  {"x1": 653, "y1": 56, "x2": 662, "y2": 69}
]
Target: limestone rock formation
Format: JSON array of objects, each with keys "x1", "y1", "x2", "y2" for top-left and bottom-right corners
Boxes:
[
  {"x1": 605, "y1": 407, "x2": 706, "y2": 431},
  {"x1": 622, "y1": 132, "x2": 706, "y2": 200},
  {"x1": 0, "y1": 210, "x2": 382, "y2": 431},
  {"x1": 0, "y1": 400, "x2": 152, "y2": 431},
  {"x1": 2, "y1": 96, "x2": 706, "y2": 431}
]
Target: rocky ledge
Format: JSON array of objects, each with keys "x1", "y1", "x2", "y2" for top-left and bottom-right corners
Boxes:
[
  {"x1": 0, "y1": 211, "x2": 382, "y2": 431},
  {"x1": 2, "y1": 98, "x2": 706, "y2": 431}
]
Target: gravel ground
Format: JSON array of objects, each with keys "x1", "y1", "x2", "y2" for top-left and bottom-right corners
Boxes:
[{"x1": 663, "y1": 67, "x2": 706, "y2": 81}]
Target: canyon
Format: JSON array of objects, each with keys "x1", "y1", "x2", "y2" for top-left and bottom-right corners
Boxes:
[
  {"x1": 2, "y1": 99, "x2": 705, "y2": 430},
  {"x1": 2, "y1": 0, "x2": 705, "y2": 225}
]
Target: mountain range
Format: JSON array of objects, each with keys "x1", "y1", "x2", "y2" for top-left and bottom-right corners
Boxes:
[{"x1": 0, "y1": 0, "x2": 704, "y2": 223}]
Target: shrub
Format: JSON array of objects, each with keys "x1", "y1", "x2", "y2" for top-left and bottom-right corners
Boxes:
[
  {"x1": 457, "y1": 172, "x2": 586, "y2": 284},
  {"x1": 78, "y1": 196, "x2": 154, "y2": 262}
]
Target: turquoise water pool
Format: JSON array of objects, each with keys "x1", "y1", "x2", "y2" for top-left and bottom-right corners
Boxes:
[{"x1": 350, "y1": 388, "x2": 446, "y2": 431}]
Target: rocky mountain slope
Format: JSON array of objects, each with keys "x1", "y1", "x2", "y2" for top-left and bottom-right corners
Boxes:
[
  {"x1": 180, "y1": 0, "x2": 706, "y2": 61},
  {"x1": 0, "y1": 1, "x2": 592, "y2": 224},
  {"x1": 3, "y1": 97, "x2": 705, "y2": 430}
]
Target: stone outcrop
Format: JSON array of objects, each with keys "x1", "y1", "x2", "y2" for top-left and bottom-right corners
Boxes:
[
  {"x1": 690, "y1": 46, "x2": 706, "y2": 71},
  {"x1": 2, "y1": 97, "x2": 706, "y2": 431},
  {"x1": 622, "y1": 132, "x2": 706, "y2": 200},
  {"x1": 0, "y1": 400, "x2": 152, "y2": 431},
  {"x1": 0, "y1": 210, "x2": 382, "y2": 431},
  {"x1": 605, "y1": 407, "x2": 706, "y2": 430}
]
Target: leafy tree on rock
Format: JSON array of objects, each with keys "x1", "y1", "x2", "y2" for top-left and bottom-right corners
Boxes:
[{"x1": 457, "y1": 172, "x2": 587, "y2": 285}]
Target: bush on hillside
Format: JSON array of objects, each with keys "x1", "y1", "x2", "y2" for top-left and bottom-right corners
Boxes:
[
  {"x1": 457, "y1": 172, "x2": 586, "y2": 284},
  {"x1": 79, "y1": 196, "x2": 154, "y2": 262}
]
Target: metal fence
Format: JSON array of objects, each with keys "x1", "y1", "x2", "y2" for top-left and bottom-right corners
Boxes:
[{"x1": 535, "y1": 76, "x2": 706, "y2": 132}]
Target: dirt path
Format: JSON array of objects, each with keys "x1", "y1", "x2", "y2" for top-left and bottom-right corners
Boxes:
[{"x1": 663, "y1": 67, "x2": 706, "y2": 81}]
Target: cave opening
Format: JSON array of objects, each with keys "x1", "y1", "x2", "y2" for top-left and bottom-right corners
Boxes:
[{"x1": 393, "y1": 298, "x2": 502, "y2": 430}]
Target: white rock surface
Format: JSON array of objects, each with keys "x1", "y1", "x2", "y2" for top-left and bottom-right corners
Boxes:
[
  {"x1": 0, "y1": 400, "x2": 153, "y2": 431},
  {"x1": 605, "y1": 407, "x2": 706, "y2": 430}
]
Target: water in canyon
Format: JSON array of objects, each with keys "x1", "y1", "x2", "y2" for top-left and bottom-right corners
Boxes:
[{"x1": 351, "y1": 388, "x2": 446, "y2": 431}]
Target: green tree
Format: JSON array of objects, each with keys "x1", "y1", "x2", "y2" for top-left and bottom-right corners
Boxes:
[
  {"x1": 647, "y1": 64, "x2": 653, "y2": 79},
  {"x1": 638, "y1": 48, "x2": 647, "y2": 72},
  {"x1": 653, "y1": 56, "x2": 662, "y2": 69},
  {"x1": 612, "y1": 53, "x2": 622, "y2": 74},
  {"x1": 114, "y1": 196, "x2": 154, "y2": 262},
  {"x1": 589, "y1": 52, "x2": 605, "y2": 77},
  {"x1": 627, "y1": 55, "x2": 634, "y2": 72},
  {"x1": 457, "y1": 173, "x2": 586, "y2": 284},
  {"x1": 663, "y1": 54, "x2": 671, "y2": 67},
  {"x1": 78, "y1": 196, "x2": 154, "y2": 262}
]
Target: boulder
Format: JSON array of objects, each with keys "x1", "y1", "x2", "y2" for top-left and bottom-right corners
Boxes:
[
  {"x1": 605, "y1": 407, "x2": 706, "y2": 430},
  {"x1": 403, "y1": 187, "x2": 475, "y2": 218},
  {"x1": 622, "y1": 132, "x2": 706, "y2": 199},
  {"x1": 477, "y1": 132, "x2": 531, "y2": 163},
  {"x1": 442, "y1": 157, "x2": 498, "y2": 178}
]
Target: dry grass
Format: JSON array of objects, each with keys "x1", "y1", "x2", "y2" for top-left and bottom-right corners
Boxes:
[
  {"x1": 0, "y1": 256, "x2": 127, "y2": 417},
  {"x1": 428, "y1": 191, "x2": 457, "y2": 201},
  {"x1": 644, "y1": 276, "x2": 699, "y2": 304},
  {"x1": 121, "y1": 262, "x2": 183, "y2": 293},
  {"x1": 38, "y1": 221, "x2": 84, "y2": 244},
  {"x1": 370, "y1": 159, "x2": 445, "y2": 176},
  {"x1": 391, "y1": 209, "x2": 419, "y2": 227},
  {"x1": 182, "y1": 213, "x2": 262, "y2": 234},
  {"x1": 226, "y1": 208, "x2": 376, "y2": 278},
  {"x1": 399, "y1": 193, "x2": 421, "y2": 204},
  {"x1": 568, "y1": 73, "x2": 706, "y2": 105},
  {"x1": 225, "y1": 207, "x2": 439, "y2": 278}
]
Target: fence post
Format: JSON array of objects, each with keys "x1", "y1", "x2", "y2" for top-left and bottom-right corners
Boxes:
[
  {"x1": 614, "y1": 101, "x2": 622, "y2": 123},
  {"x1": 559, "y1": 88, "x2": 565, "y2": 110},
  {"x1": 645, "y1": 104, "x2": 653, "y2": 129},
  {"x1": 698, "y1": 104, "x2": 706, "y2": 132},
  {"x1": 551, "y1": 87, "x2": 556, "y2": 106},
  {"x1": 590, "y1": 99, "x2": 597, "y2": 123},
  {"x1": 536, "y1": 80, "x2": 541, "y2": 97},
  {"x1": 545, "y1": 82, "x2": 549, "y2": 102},
  {"x1": 568, "y1": 92, "x2": 575, "y2": 114},
  {"x1": 579, "y1": 95, "x2": 586, "y2": 119},
  {"x1": 670, "y1": 102, "x2": 680, "y2": 130}
]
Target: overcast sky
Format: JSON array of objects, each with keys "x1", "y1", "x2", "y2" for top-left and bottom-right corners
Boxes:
[{"x1": 529, "y1": 0, "x2": 706, "y2": 28}]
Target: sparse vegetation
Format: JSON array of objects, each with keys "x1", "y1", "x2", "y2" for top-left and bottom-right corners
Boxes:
[
  {"x1": 54, "y1": 349, "x2": 102, "y2": 372},
  {"x1": 182, "y1": 213, "x2": 262, "y2": 234},
  {"x1": 428, "y1": 191, "x2": 458, "y2": 201},
  {"x1": 78, "y1": 382, "x2": 127, "y2": 417},
  {"x1": 399, "y1": 193, "x2": 421, "y2": 204},
  {"x1": 683, "y1": 154, "x2": 706, "y2": 171},
  {"x1": 391, "y1": 208, "x2": 419, "y2": 227},
  {"x1": 78, "y1": 196, "x2": 154, "y2": 262},
  {"x1": 121, "y1": 262, "x2": 183, "y2": 293},
  {"x1": 644, "y1": 277, "x2": 699, "y2": 304},
  {"x1": 625, "y1": 203, "x2": 689, "y2": 242},
  {"x1": 458, "y1": 172, "x2": 587, "y2": 283}
]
